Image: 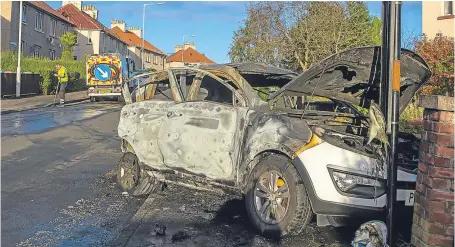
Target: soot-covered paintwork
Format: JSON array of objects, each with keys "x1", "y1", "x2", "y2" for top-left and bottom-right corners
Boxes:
[
  {"x1": 118, "y1": 63, "x2": 312, "y2": 190},
  {"x1": 118, "y1": 47, "x2": 430, "y2": 193}
]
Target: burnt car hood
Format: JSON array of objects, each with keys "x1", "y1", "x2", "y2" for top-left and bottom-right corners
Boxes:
[{"x1": 269, "y1": 46, "x2": 431, "y2": 114}]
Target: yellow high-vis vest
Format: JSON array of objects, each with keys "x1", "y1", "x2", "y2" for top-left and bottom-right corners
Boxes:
[{"x1": 57, "y1": 66, "x2": 68, "y2": 83}]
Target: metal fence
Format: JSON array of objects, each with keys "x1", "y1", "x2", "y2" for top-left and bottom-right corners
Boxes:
[{"x1": 1, "y1": 72, "x2": 41, "y2": 97}]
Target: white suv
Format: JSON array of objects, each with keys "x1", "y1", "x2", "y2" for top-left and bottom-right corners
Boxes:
[{"x1": 117, "y1": 46, "x2": 430, "y2": 237}]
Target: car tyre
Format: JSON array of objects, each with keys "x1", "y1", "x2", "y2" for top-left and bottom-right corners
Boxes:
[
  {"x1": 245, "y1": 154, "x2": 313, "y2": 238},
  {"x1": 117, "y1": 152, "x2": 160, "y2": 196}
]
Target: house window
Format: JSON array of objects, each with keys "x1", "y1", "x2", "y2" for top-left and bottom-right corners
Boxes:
[
  {"x1": 33, "y1": 45, "x2": 41, "y2": 58},
  {"x1": 116, "y1": 42, "x2": 119, "y2": 52},
  {"x1": 49, "y1": 49, "x2": 55, "y2": 60},
  {"x1": 22, "y1": 5, "x2": 27, "y2": 23},
  {"x1": 444, "y1": 1, "x2": 453, "y2": 15},
  {"x1": 34, "y1": 11, "x2": 43, "y2": 31},
  {"x1": 50, "y1": 19, "x2": 57, "y2": 37},
  {"x1": 21, "y1": 40, "x2": 25, "y2": 53},
  {"x1": 87, "y1": 31, "x2": 92, "y2": 44},
  {"x1": 153, "y1": 55, "x2": 158, "y2": 64},
  {"x1": 62, "y1": 24, "x2": 68, "y2": 34}
]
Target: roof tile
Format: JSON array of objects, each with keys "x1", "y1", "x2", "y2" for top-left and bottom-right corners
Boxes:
[
  {"x1": 56, "y1": 4, "x2": 123, "y2": 42},
  {"x1": 111, "y1": 26, "x2": 164, "y2": 55},
  {"x1": 166, "y1": 47, "x2": 215, "y2": 64},
  {"x1": 26, "y1": 1, "x2": 74, "y2": 25}
]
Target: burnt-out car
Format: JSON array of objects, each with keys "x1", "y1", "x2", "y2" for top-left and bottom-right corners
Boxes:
[{"x1": 117, "y1": 46, "x2": 430, "y2": 237}]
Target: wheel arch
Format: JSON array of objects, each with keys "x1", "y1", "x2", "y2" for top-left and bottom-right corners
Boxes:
[
  {"x1": 121, "y1": 138, "x2": 136, "y2": 153},
  {"x1": 239, "y1": 148, "x2": 293, "y2": 193}
]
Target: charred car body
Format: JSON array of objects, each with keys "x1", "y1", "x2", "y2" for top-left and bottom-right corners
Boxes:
[{"x1": 117, "y1": 46, "x2": 430, "y2": 236}]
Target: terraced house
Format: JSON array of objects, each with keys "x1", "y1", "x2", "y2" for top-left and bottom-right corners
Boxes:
[
  {"x1": 422, "y1": 0, "x2": 454, "y2": 37},
  {"x1": 165, "y1": 42, "x2": 214, "y2": 68},
  {"x1": 1, "y1": 1, "x2": 75, "y2": 59},
  {"x1": 56, "y1": 1, "x2": 128, "y2": 60},
  {"x1": 110, "y1": 20, "x2": 166, "y2": 71}
]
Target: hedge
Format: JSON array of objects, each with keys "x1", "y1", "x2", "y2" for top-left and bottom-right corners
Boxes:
[{"x1": 0, "y1": 51, "x2": 86, "y2": 95}]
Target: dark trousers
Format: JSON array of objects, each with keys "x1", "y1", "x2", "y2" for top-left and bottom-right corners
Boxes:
[{"x1": 58, "y1": 82, "x2": 67, "y2": 103}]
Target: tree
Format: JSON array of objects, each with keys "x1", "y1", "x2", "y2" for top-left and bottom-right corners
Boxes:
[
  {"x1": 229, "y1": 2, "x2": 382, "y2": 72},
  {"x1": 414, "y1": 33, "x2": 454, "y2": 96},
  {"x1": 60, "y1": 32, "x2": 77, "y2": 61},
  {"x1": 371, "y1": 17, "x2": 382, "y2": 46}
]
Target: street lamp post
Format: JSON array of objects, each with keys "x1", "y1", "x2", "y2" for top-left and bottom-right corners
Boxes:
[
  {"x1": 16, "y1": 0, "x2": 23, "y2": 97},
  {"x1": 182, "y1": 34, "x2": 195, "y2": 66},
  {"x1": 141, "y1": 2, "x2": 164, "y2": 70}
]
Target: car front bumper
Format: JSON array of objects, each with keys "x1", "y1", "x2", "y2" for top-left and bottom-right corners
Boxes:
[{"x1": 292, "y1": 142, "x2": 416, "y2": 217}]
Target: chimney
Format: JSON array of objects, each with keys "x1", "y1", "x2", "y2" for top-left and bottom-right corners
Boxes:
[
  {"x1": 62, "y1": 1, "x2": 82, "y2": 10},
  {"x1": 174, "y1": 45, "x2": 182, "y2": 53},
  {"x1": 183, "y1": 42, "x2": 195, "y2": 51},
  {"x1": 128, "y1": 26, "x2": 142, "y2": 38},
  {"x1": 111, "y1": 20, "x2": 126, "y2": 32},
  {"x1": 82, "y1": 4, "x2": 99, "y2": 20}
]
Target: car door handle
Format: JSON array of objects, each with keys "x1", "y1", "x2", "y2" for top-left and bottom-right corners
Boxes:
[{"x1": 167, "y1": 112, "x2": 182, "y2": 118}]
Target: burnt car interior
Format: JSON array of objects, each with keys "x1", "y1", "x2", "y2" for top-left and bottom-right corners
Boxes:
[{"x1": 130, "y1": 68, "x2": 251, "y2": 108}]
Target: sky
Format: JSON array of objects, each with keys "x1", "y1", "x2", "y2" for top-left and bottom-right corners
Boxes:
[{"x1": 46, "y1": 1, "x2": 423, "y2": 64}]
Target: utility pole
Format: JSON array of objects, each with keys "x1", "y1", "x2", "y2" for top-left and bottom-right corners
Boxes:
[
  {"x1": 381, "y1": 1, "x2": 402, "y2": 246},
  {"x1": 16, "y1": 0, "x2": 23, "y2": 98}
]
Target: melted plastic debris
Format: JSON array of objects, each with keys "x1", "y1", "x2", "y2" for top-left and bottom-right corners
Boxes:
[{"x1": 352, "y1": 220, "x2": 388, "y2": 247}]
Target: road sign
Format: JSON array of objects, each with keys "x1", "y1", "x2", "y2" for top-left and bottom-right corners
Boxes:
[{"x1": 94, "y1": 64, "x2": 112, "y2": 81}]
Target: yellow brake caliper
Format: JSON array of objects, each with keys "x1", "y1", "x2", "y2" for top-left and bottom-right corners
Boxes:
[{"x1": 271, "y1": 178, "x2": 286, "y2": 217}]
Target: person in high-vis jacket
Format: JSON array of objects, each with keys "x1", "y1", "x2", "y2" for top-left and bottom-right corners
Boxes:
[{"x1": 54, "y1": 63, "x2": 68, "y2": 105}]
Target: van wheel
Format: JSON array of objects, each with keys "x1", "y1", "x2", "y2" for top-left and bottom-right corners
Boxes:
[
  {"x1": 245, "y1": 154, "x2": 313, "y2": 238},
  {"x1": 117, "y1": 152, "x2": 160, "y2": 196}
]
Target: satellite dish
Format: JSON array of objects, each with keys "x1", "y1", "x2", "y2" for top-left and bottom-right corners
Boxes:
[{"x1": 10, "y1": 42, "x2": 17, "y2": 47}]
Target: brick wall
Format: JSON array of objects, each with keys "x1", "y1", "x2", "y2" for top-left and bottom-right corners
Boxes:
[{"x1": 412, "y1": 95, "x2": 454, "y2": 247}]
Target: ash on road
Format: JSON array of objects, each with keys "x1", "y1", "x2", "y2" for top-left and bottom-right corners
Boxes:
[{"x1": 112, "y1": 184, "x2": 358, "y2": 247}]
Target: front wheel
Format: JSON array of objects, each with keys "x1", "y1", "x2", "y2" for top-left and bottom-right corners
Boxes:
[
  {"x1": 117, "y1": 152, "x2": 160, "y2": 196},
  {"x1": 245, "y1": 154, "x2": 313, "y2": 238}
]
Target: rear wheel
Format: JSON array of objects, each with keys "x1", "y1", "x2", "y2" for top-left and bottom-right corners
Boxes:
[
  {"x1": 245, "y1": 154, "x2": 313, "y2": 238},
  {"x1": 117, "y1": 152, "x2": 160, "y2": 196}
]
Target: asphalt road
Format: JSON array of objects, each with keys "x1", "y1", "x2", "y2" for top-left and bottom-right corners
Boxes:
[{"x1": 1, "y1": 102, "x2": 145, "y2": 246}]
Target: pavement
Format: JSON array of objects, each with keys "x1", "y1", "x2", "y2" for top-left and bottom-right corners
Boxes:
[{"x1": 1, "y1": 91, "x2": 89, "y2": 114}]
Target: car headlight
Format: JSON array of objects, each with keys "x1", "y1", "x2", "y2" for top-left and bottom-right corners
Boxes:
[{"x1": 330, "y1": 169, "x2": 386, "y2": 199}]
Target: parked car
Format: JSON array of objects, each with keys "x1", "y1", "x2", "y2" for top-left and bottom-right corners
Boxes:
[{"x1": 117, "y1": 46, "x2": 430, "y2": 237}]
